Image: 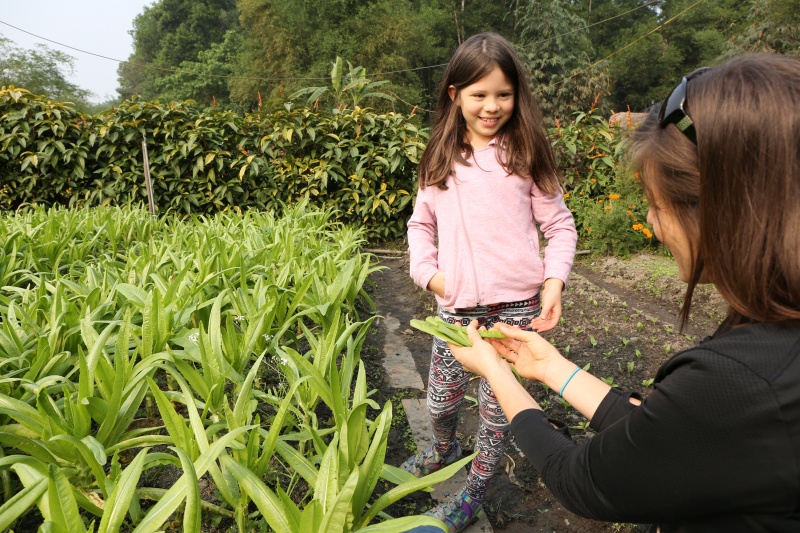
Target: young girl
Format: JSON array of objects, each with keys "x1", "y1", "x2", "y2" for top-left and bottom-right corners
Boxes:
[{"x1": 405, "y1": 33, "x2": 577, "y2": 531}]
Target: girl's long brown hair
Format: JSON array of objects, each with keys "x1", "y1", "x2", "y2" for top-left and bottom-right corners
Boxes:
[
  {"x1": 629, "y1": 54, "x2": 800, "y2": 329},
  {"x1": 418, "y1": 33, "x2": 560, "y2": 195}
]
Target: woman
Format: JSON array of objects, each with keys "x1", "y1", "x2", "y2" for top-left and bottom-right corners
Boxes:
[{"x1": 449, "y1": 54, "x2": 800, "y2": 532}]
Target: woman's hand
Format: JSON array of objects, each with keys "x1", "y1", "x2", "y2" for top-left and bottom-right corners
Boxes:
[
  {"x1": 448, "y1": 321, "x2": 509, "y2": 379},
  {"x1": 532, "y1": 278, "x2": 564, "y2": 332},
  {"x1": 487, "y1": 323, "x2": 563, "y2": 382}
]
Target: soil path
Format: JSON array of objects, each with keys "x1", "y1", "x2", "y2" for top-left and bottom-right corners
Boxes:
[{"x1": 364, "y1": 252, "x2": 725, "y2": 532}]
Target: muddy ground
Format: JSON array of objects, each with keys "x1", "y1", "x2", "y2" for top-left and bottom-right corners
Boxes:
[{"x1": 362, "y1": 250, "x2": 727, "y2": 532}]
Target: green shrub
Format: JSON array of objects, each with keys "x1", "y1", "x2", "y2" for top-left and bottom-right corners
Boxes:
[
  {"x1": 0, "y1": 88, "x2": 426, "y2": 240},
  {"x1": 550, "y1": 109, "x2": 654, "y2": 256}
]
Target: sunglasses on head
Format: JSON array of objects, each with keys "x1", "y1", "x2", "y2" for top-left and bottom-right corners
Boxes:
[{"x1": 658, "y1": 67, "x2": 711, "y2": 145}]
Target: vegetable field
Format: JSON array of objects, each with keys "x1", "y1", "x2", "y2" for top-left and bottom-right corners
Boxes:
[{"x1": 0, "y1": 204, "x2": 467, "y2": 532}]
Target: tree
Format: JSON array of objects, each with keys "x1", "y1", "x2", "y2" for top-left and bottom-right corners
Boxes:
[
  {"x1": 724, "y1": 0, "x2": 800, "y2": 57},
  {"x1": 516, "y1": 0, "x2": 610, "y2": 121},
  {"x1": 0, "y1": 36, "x2": 92, "y2": 107},
  {"x1": 153, "y1": 30, "x2": 243, "y2": 109},
  {"x1": 118, "y1": 0, "x2": 239, "y2": 100}
]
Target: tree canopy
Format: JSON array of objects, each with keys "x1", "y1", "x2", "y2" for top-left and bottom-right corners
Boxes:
[
  {"x1": 7, "y1": 0, "x2": 800, "y2": 120},
  {"x1": 0, "y1": 36, "x2": 93, "y2": 109}
]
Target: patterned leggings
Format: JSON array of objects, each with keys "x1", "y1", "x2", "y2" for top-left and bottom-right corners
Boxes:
[{"x1": 426, "y1": 297, "x2": 540, "y2": 501}]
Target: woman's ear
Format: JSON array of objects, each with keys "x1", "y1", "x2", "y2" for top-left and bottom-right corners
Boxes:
[{"x1": 448, "y1": 85, "x2": 458, "y2": 103}]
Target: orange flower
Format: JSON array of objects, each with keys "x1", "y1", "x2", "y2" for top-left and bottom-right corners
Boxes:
[
  {"x1": 634, "y1": 172, "x2": 641, "y2": 179},
  {"x1": 598, "y1": 199, "x2": 604, "y2": 203},
  {"x1": 590, "y1": 178, "x2": 596, "y2": 183},
  {"x1": 632, "y1": 224, "x2": 644, "y2": 231},
  {"x1": 604, "y1": 205, "x2": 612, "y2": 211},
  {"x1": 586, "y1": 227, "x2": 592, "y2": 232},
  {"x1": 563, "y1": 192, "x2": 570, "y2": 199},
  {"x1": 626, "y1": 210, "x2": 633, "y2": 216},
  {"x1": 608, "y1": 193, "x2": 620, "y2": 200},
  {"x1": 630, "y1": 204, "x2": 636, "y2": 209},
  {"x1": 643, "y1": 228, "x2": 653, "y2": 238}
]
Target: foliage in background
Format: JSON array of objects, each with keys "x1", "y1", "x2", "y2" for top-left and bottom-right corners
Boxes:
[
  {"x1": 0, "y1": 87, "x2": 426, "y2": 240},
  {"x1": 117, "y1": 0, "x2": 240, "y2": 102},
  {"x1": 551, "y1": 109, "x2": 654, "y2": 256},
  {"x1": 0, "y1": 36, "x2": 93, "y2": 111},
  {"x1": 517, "y1": 0, "x2": 610, "y2": 122},
  {"x1": 290, "y1": 57, "x2": 394, "y2": 111},
  {"x1": 723, "y1": 0, "x2": 800, "y2": 58}
]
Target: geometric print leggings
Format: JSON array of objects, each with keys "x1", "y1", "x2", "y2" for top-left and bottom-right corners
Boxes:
[{"x1": 426, "y1": 296, "x2": 540, "y2": 501}]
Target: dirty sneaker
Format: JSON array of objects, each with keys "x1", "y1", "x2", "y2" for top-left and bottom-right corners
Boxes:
[
  {"x1": 425, "y1": 490, "x2": 483, "y2": 532},
  {"x1": 400, "y1": 440, "x2": 462, "y2": 477}
]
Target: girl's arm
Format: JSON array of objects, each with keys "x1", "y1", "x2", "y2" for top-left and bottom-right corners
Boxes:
[
  {"x1": 531, "y1": 186, "x2": 577, "y2": 290},
  {"x1": 533, "y1": 277, "x2": 564, "y2": 332},
  {"x1": 407, "y1": 187, "x2": 441, "y2": 292}
]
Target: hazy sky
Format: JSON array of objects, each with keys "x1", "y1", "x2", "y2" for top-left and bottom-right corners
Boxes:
[{"x1": 1, "y1": 1, "x2": 153, "y2": 102}]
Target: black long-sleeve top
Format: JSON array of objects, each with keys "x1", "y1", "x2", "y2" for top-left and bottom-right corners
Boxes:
[{"x1": 511, "y1": 322, "x2": 800, "y2": 532}]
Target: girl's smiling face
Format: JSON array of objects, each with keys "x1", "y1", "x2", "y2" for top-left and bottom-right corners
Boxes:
[{"x1": 449, "y1": 66, "x2": 515, "y2": 149}]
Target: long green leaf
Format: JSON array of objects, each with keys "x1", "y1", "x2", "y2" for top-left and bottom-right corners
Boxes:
[
  {"x1": 47, "y1": 464, "x2": 85, "y2": 533},
  {"x1": 172, "y1": 447, "x2": 201, "y2": 533},
  {"x1": 220, "y1": 457, "x2": 293, "y2": 533},
  {"x1": 0, "y1": 476, "x2": 48, "y2": 530},
  {"x1": 97, "y1": 447, "x2": 149, "y2": 533}
]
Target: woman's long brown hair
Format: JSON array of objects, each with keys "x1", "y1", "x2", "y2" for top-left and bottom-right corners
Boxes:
[
  {"x1": 629, "y1": 54, "x2": 800, "y2": 329},
  {"x1": 418, "y1": 33, "x2": 560, "y2": 196}
]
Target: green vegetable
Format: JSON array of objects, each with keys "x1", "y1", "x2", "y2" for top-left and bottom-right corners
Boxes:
[{"x1": 410, "y1": 316, "x2": 505, "y2": 347}]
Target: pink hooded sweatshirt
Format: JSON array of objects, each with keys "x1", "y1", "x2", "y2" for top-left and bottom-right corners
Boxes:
[{"x1": 407, "y1": 138, "x2": 577, "y2": 311}]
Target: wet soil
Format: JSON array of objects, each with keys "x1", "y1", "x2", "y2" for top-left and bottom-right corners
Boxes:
[{"x1": 361, "y1": 250, "x2": 727, "y2": 532}]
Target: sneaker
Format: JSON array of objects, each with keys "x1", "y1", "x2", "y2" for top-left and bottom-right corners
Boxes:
[
  {"x1": 425, "y1": 490, "x2": 483, "y2": 532},
  {"x1": 401, "y1": 441, "x2": 462, "y2": 477}
]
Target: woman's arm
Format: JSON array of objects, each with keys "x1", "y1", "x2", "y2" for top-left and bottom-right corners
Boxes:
[
  {"x1": 455, "y1": 326, "x2": 789, "y2": 524},
  {"x1": 451, "y1": 322, "x2": 615, "y2": 421}
]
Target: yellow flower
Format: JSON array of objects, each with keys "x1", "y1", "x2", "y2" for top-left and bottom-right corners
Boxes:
[
  {"x1": 643, "y1": 228, "x2": 653, "y2": 238},
  {"x1": 608, "y1": 194, "x2": 620, "y2": 200}
]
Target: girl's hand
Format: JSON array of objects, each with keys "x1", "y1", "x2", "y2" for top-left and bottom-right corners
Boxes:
[
  {"x1": 532, "y1": 278, "x2": 564, "y2": 332},
  {"x1": 427, "y1": 272, "x2": 446, "y2": 298},
  {"x1": 488, "y1": 323, "x2": 563, "y2": 382}
]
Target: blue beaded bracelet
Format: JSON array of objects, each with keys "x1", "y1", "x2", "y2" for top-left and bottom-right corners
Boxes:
[{"x1": 559, "y1": 367, "x2": 581, "y2": 396}]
